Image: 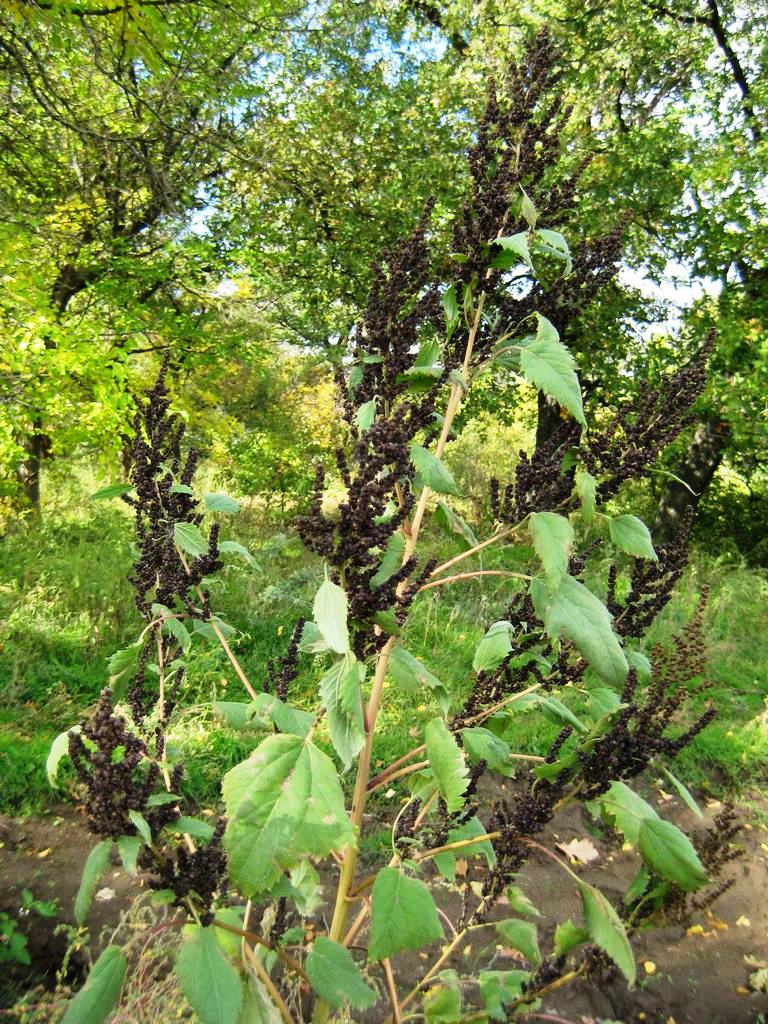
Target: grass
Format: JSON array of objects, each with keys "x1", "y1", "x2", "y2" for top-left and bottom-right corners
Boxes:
[{"x1": 0, "y1": 482, "x2": 766, "y2": 817}]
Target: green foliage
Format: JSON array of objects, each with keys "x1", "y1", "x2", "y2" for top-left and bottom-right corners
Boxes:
[
  {"x1": 368, "y1": 868, "x2": 443, "y2": 962},
  {"x1": 223, "y1": 734, "x2": 354, "y2": 896},
  {"x1": 305, "y1": 937, "x2": 377, "y2": 1011},
  {"x1": 175, "y1": 926, "x2": 243, "y2": 1024},
  {"x1": 61, "y1": 945, "x2": 127, "y2": 1024}
]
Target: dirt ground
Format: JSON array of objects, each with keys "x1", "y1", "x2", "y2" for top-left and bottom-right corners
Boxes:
[{"x1": 1, "y1": 790, "x2": 767, "y2": 1023}]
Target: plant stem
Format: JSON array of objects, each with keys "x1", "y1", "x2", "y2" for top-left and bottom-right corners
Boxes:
[
  {"x1": 176, "y1": 546, "x2": 259, "y2": 701},
  {"x1": 367, "y1": 759, "x2": 429, "y2": 793},
  {"x1": 367, "y1": 744, "x2": 427, "y2": 790},
  {"x1": 417, "y1": 569, "x2": 531, "y2": 593},
  {"x1": 383, "y1": 958, "x2": 402, "y2": 1023},
  {"x1": 244, "y1": 944, "x2": 296, "y2": 1024},
  {"x1": 212, "y1": 918, "x2": 308, "y2": 982}
]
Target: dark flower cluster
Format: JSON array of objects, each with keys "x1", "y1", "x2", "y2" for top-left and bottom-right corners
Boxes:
[
  {"x1": 267, "y1": 617, "x2": 306, "y2": 701},
  {"x1": 607, "y1": 508, "x2": 694, "y2": 639},
  {"x1": 296, "y1": 407, "x2": 437, "y2": 658},
  {"x1": 451, "y1": 31, "x2": 569, "y2": 293},
  {"x1": 68, "y1": 688, "x2": 180, "y2": 839},
  {"x1": 583, "y1": 336, "x2": 713, "y2": 503},
  {"x1": 349, "y1": 199, "x2": 443, "y2": 413},
  {"x1": 123, "y1": 355, "x2": 222, "y2": 620},
  {"x1": 491, "y1": 420, "x2": 581, "y2": 523},
  {"x1": 149, "y1": 817, "x2": 228, "y2": 924},
  {"x1": 119, "y1": 357, "x2": 223, "y2": 720}
]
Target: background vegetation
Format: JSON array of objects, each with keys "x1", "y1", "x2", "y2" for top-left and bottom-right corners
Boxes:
[{"x1": 1, "y1": 0, "x2": 765, "y2": 812}]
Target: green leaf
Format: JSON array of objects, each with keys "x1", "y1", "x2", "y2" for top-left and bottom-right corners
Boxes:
[
  {"x1": 298, "y1": 621, "x2": 329, "y2": 654},
  {"x1": 128, "y1": 810, "x2": 152, "y2": 845},
  {"x1": 108, "y1": 641, "x2": 143, "y2": 682},
  {"x1": 251, "y1": 693, "x2": 314, "y2": 737},
  {"x1": 491, "y1": 232, "x2": 533, "y2": 269},
  {"x1": 152, "y1": 603, "x2": 192, "y2": 651},
  {"x1": 47, "y1": 725, "x2": 79, "y2": 786},
  {"x1": 538, "y1": 575, "x2": 628, "y2": 686},
  {"x1": 660, "y1": 767, "x2": 703, "y2": 818},
  {"x1": 306, "y1": 936, "x2": 377, "y2": 1010},
  {"x1": 433, "y1": 816, "x2": 496, "y2": 881},
  {"x1": 534, "y1": 228, "x2": 572, "y2": 275},
  {"x1": 204, "y1": 492, "x2": 241, "y2": 514},
  {"x1": 356, "y1": 398, "x2": 377, "y2": 433},
  {"x1": 371, "y1": 531, "x2": 405, "y2": 587},
  {"x1": 529, "y1": 512, "x2": 574, "y2": 588},
  {"x1": 169, "y1": 483, "x2": 195, "y2": 495},
  {"x1": 579, "y1": 882, "x2": 635, "y2": 986},
  {"x1": 505, "y1": 885, "x2": 541, "y2": 919},
  {"x1": 372, "y1": 609, "x2": 400, "y2": 636},
  {"x1": 319, "y1": 654, "x2": 366, "y2": 769},
  {"x1": 495, "y1": 918, "x2": 541, "y2": 964},
  {"x1": 553, "y1": 920, "x2": 589, "y2": 956},
  {"x1": 212, "y1": 907, "x2": 244, "y2": 959},
  {"x1": 313, "y1": 571, "x2": 350, "y2": 654},
  {"x1": 425, "y1": 719, "x2": 468, "y2": 813},
  {"x1": 409, "y1": 444, "x2": 460, "y2": 496},
  {"x1": 518, "y1": 315, "x2": 586, "y2": 427},
  {"x1": 535, "y1": 694, "x2": 588, "y2": 734},
  {"x1": 90, "y1": 483, "x2": 132, "y2": 500},
  {"x1": 214, "y1": 701, "x2": 262, "y2": 731},
  {"x1": 442, "y1": 284, "x2": 459, "y2": 339},
  {"x1": 146, "y1": 791, "x2": 181, "y2": 807},
  {"x1": 609, "y1": 515, "x2": 657, "y2": 561},
  {"x1": 220, "y1": 541, "x2": 257, "y2": 567},
  {"x1": 588, "y1": 687, "x2": 623, "y2": 720},
  {"x1": 74, "y1": 840, "x2": 113, "y2": 926},
  {"x1": 223, "y1": 735, "x2": 354, "y2": 896},
  {"x1": 368, "y1": 868, "x2": 443, "y2": 961},
  {"x1": 472, "y1": 620, "x2": 513, "y2": 673},
  {"x1": 624, "y1": 865, "x2": 651, "y2": 905},
  {"x1": 598, "y1": 781, "x2": 657, "y2": 845},
  {"x1": 116, "y1": 835, "x2": 142, "y2": 874},
  {"x1": 174, "y1": 521, "x2": 209, "y2": 557},
  {"x1": 520, "y1": 187, "x2": 538, "y2": 228},
  {"x1": 625, "y1": 649, "x2": 652, "y2": 679},
  {"x1": 575, "y1": 470, "x2": 597, "y2": 526},
  {"x1": 479, "y1": 970, "x2": 529, "y2": 1020},
  {"x1": 388, "y1": 646, "x2": 450, "y2": 714},
  {"x1": 271, "y1": 860, "x2": 324, "y2": 917},
  {"x1": 424, "y1": 979, "x2": 462, "y2": 1023},
  {"x1": 239, "y1": 970, "x2": 281, "y2": 1024},
  {"x1": 167, "y1": 816, "x2": 215, "y2": 841},
  {"x1": 193, "y1": 616, "x2": 236, "y2": 640},
  {"x1": 175, "y1": 925, "x2": 244, "y2": 1024},
  {"x1": 638, "y1": 818, "x2": 708, "y2": 890},
  {"x1": 461, "y1": 727, "x2": 515, "y2": 777},
  {"x1": 435, "y1": 500, "x2": 478, "y2": 549},
  {"x1": 61, "y1": 945, "x2": 126, "y2": 1024}
]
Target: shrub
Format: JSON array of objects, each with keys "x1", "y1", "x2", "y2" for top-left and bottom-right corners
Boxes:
[{"x1": 49, "y1": 33, "x2": 736, "y2": 1024}]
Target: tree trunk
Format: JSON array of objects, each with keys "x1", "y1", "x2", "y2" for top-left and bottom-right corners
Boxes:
[
  {"x1": 15, "y1": 419, "x2": 49, "y2": 507},
  {"x1": 653, "y1": 416, "x2": 730, "y2": 543}
]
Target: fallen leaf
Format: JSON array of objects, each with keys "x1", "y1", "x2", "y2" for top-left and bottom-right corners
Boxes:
[
  {"x1": 735, "y1": 915, "x2": 751, "y2": 928},
  {"x1": 643, "y1": 960, "x2": 657, "y2": 976},
  {"x1": 95, "y1": 887, "x2": 116, "y2": 902},
  {"x1": 36, "y1": 848, "x2": 53, "y2": 859},
  {"x1": 556, "y1": 837, "x2": 600, "y2": 865}
]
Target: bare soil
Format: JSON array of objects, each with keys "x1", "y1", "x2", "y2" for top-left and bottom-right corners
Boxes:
[{"x1": 1, "y1": 791, "x2": 767, "y2": 1023}]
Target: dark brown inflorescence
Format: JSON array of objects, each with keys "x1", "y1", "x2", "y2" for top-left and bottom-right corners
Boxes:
[
  {"x1": 583, "y1": 334, "x2": 713, "y2": 504},
  {"x1": 68, "y1": 688, "x2": 181, "y2": 839},
  {"x1": 150, "y1": 817, "x2": 228, "y2": 923}
]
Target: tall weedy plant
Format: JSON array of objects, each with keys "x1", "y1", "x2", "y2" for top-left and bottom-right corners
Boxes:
[{"x1": 52, "y1": 32, "x2": 731, "y2": 1024}]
